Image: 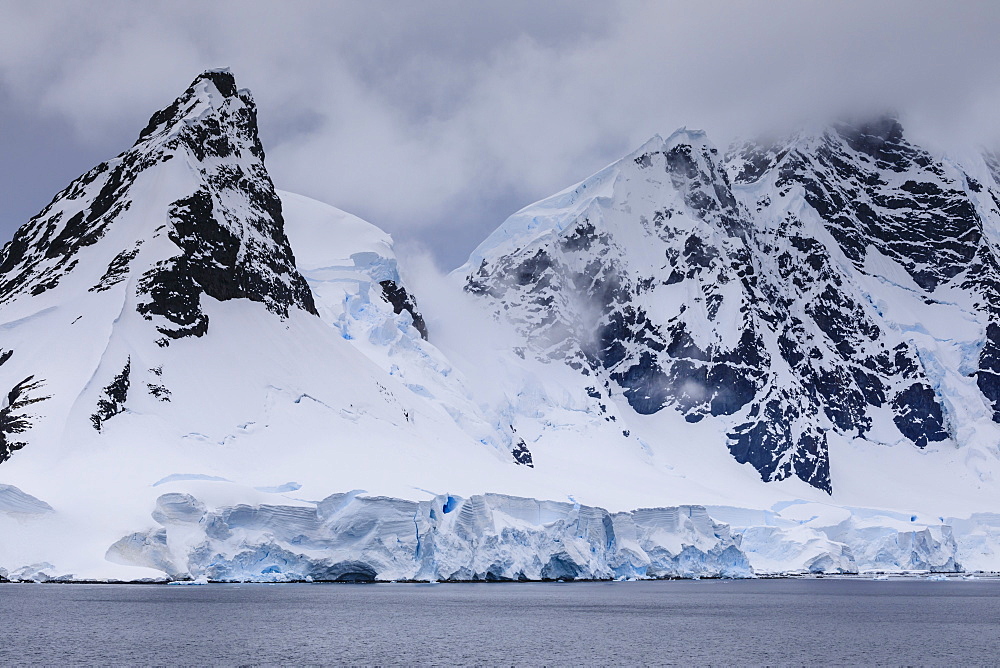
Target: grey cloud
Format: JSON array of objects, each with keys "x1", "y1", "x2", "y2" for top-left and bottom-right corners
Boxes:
[{"x1": 2, "y1": 0, "x2": 1000, "y2": 268}]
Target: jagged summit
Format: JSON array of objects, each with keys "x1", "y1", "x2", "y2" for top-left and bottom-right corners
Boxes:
[
  {"x1": 462, "y1": 129, "x2": 731, "y2": 275},
  {"x1": 135, "y1": 70, "x2": 262, "y2": 157},
  {"x1": 0, "y1": 68, "x2": 315, "y2": 334}
]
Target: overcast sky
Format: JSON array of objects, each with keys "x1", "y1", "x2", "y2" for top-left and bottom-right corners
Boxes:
[{"x1": 3, "y1": 1, "x2": 1000, "y2": 268}]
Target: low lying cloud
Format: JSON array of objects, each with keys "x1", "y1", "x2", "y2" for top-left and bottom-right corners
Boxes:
[{"x1": 2, "y1": 1, "x2": 1000, "y2": 267}]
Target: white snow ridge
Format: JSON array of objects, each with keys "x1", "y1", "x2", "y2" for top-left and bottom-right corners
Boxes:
[{"x1": 1, "y1": 72, "x2": 999, "y2": 582}]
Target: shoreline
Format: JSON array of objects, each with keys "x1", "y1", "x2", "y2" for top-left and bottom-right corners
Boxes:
[{"x1": 3, "y1": 571, "x2": 998, "y2": 585}]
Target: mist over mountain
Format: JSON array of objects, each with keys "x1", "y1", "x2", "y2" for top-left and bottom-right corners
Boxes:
[{"x1": 4, "y1": 1, "x2": 1000, "y2": 270}]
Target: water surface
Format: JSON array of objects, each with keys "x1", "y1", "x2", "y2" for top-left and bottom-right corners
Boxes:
[{"x1": 2, "y1": 578, "x2": 999, "y2": 665}]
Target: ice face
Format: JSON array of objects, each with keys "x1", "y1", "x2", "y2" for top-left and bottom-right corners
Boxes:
[
  {"x1": 92, "y1": 490, "x2": 1000, "y2": 582},
  {"x1": 105, "y1": 491, "x2": 752, "y2": 582}
]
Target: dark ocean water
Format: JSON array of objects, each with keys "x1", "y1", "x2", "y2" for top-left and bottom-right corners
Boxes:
[{"x1": 2, "y1": 578, "x2": 999, "y2": 665}]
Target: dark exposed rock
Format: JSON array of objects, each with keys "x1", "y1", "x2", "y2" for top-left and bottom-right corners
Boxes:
[
  {"x1": 977, "y1": 321, "x2": 1000, "y2": 412},
  {"x1": 892, "y1": 383, "x2": 948, "y2": 448},
  {"x1": 0, "y1": 154, "x2": 149, "y2": 303},
  {"x1": 145, "y1": 366, "x2": 171, "y2": 401},
  {"x1": 378, "y1": 279, "x2": 428, "y2": 339},
  {"x1": 512, "y1": 438, "x2": 534, "y2": 467},
  {"x1": 136, "y1": 182, "x2": 315, "y2": 341},
  {"x1": 760, "y1": 118, "x2": 982, "y2": 293},
  {"x1": 91, "y1": 358, "x2": 131, "y2": 432},
  {"x1": 147, "y1": 383, "x2": 171, "y2": 402},
  {"x1": 963, "y1": 251, "x2": 1000, "y2": 425},
  {"x1": 0, "y1": 376, "x2": 51, "y2": 463},
  {"x1": 90, "y1": 242, "x2": 143, "y2": 293}
]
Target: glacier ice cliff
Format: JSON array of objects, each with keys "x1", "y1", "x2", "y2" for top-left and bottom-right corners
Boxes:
[
  {"x1": 95, "y1": 491, "x2": 1000, "y2": 582},
  {"x1": 710, "y1": 504, "x2": 966, "y2": 574},
  {"x1": 106, "y1": 491, "x2": 752, "y2": 582}
]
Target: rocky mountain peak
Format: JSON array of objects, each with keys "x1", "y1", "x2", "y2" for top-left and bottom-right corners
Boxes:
[
  {"x1": 464, "y1": 122, "x2": 982, "y2": 492},
  {"x1": 0, "y1": 69, "x2": 315, "y2": 333},
  {"x1": 134, "y1": 69, "x2": 265, "y2": 162}
]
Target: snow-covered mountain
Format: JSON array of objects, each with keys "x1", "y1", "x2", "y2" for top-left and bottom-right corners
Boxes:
[
  {"x1": 1, "y1": 71, "x2": 999, "y2": 582},
  {"x1": 0, "y1": 70, "x2": 458, "y2": 469},
  {"x1": 461, "y1": 122, "x2": 1000, "y2": 497}
]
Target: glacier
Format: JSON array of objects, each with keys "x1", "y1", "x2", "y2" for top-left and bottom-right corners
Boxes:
[
  {"x1": 3, "y1": 479, "x2": 996, "y2": 582},
  {"x1": 104, "y1": 490, "x2": 751, "y2": 582}
]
